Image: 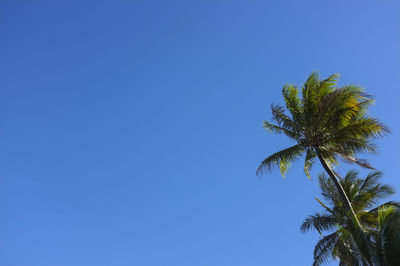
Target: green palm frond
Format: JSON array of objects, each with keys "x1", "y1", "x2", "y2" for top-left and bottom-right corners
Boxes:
[
  {"x1": 340, "y1": 170, "x2": 361, "y2": 200},
  {"x1": 352, "y1": 172, "x2": 396, "y2": 210},
  {"x1": 321, "y1": 98, "x2": 373, "y2": 131},
  {"x1": 304, "y1": 149, "x2": 316, "y2": 179},
  {"x1": 270, "y1": 104, "x2": 299, "y2": 133},
  {"x1": 313, "y1": 232, "x2": 340, "y2": 266},
  {"x1": 360, "y1": 201, "x2": 400, "y2": 228},
  {"x1": 302, "y1": 71, "x2": 321, "y2": 99},
  {"x1": 373, "y1": 207, "x2": 400, "y2": 265},
  {"x1": 333, "y1": 228, "x2": 364, "y2": 266},
  {"x1": 318, "y1": 173, "x2": 340, "y2": 205},
  {"x1": 262, "y1": 121, "x2": 299, "y2": 141},
  {"x1": 300, "y1": 213, "x2": 337, "y2": 234},
  {"x1": 332, "y1": 116, "x2": 389, "y2": 140},
  {"x1": 358, "y1": 171, "x2": 383, "y2": 193},
  {"x1": 368, "y1": 201, "x2": 400, "y2": 214},
  {"x1": 319, "y1": 73, "x2": 340, "y2": 91},
  {"x1": 282, "y1": 84, "x2": 302, "y2": 122},
  {"x1": 256, "y1": 144, "x2": 304, "y2": 177}
]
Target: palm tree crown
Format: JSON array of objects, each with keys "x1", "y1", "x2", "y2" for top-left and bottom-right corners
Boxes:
[
  {"x1": 301, "y1": 171, "x2": 399, "y2": 266},
  {"x1": 257, "y1": 72, "x2": 388, "y2": 178}
]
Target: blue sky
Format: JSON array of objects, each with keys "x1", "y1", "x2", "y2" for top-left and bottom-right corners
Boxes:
[{"x1": 1, "y1": 1, "x2": 400, "y2": 265}]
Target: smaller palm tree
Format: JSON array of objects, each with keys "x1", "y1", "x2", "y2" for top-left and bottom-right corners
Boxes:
[
  {"x1": 370, "y1": 206, "x2": 400, "y2": 265},
  {"x1": 301, "y1": 170, "x2": 399, "y2": 266}
]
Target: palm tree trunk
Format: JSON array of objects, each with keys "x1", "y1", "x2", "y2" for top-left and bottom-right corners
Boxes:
[
  {"x1": 315, "y1": 149, "x2": 380, "y2": 266},
  {"x1": 315, "y1": 150, "x2": 359, "y2": 224}
]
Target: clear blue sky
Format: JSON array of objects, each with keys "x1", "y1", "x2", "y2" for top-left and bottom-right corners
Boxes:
[{"x1": 1, "y1": 1, "x2": 399, "y2": 265}]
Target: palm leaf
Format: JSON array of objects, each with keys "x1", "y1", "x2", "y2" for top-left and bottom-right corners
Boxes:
[
  {"x1": 282, "y1": 84, "x2": 302, "y2": 123},
  {"x1": 257, "y1": 144, "x2": 305, "y2": 177},
  {"x1": 304, "y1": 149, "x2": 316, "y2": 179},
  {"x1": 313, "y1": 232, "x2": 340, "y2": 266},
  {"x1": 262, "y1": 121, "x2": 299, "y2": 141},
  {"x1": 301, "y1": 213, "x2": 337, "y2": 234}
]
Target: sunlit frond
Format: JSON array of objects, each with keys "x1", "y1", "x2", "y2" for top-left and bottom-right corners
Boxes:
[
  {"x1": 304, "y1": 149, "x2": 316, "y2": 179},
  {"x1": 257, "y1": 144, "x2": 305, "y2": 177},
  {"x1": 282, "y1": 84, "x2": 302, "y2": 123}
]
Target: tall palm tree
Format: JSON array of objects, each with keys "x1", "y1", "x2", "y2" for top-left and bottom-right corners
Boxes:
[
  {"x1": 301, "y1": 171, "x2": 399, "y2": 265},
  {"x1": 257, "y1": 72, "x2": 388, "y2": 264},
  {"x1": 257, "y1": 72, "x2": 388, "y2": 244}
]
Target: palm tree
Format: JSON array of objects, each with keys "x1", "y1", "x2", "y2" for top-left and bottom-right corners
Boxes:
[
  {"x1": 301, "y1": 171, "x2": 399, "y2": 265},
  {"x1": 257, "y1": 72, "x2": 388, "y2": 263},
  {"x1": 370, "y1": 206, "x2": 400, "y2": 265}
]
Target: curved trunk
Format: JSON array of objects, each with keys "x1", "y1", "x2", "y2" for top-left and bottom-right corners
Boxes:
[
  {"x1": 315, "y1": 149, "x2": 380, "y2": 266},
  {"x1": 315, "y1": 149, "x2": 359, "y2": 225}
]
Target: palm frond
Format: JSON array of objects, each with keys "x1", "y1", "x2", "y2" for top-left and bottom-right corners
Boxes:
[
  {"x1": 282, "y1": 84, "x2": 302, "y2": 122},
  {"x1": 262, "y1": 121, "x2": 299, "y2": 141},
  {"x1": 352, "y1": 172, "x2": 396, "y2": 210},
  {"x1": 360, "y1": 201, "x2": 400, "y2": 228},
  {"x1": 337, "y1": 152, "x2": 375, "y2": 170},
  {"x1": 270, "y1": 104, "x2": 299, "y2": 133},
  {"x1": 301, "y1": 213, "x2": 337, "y2": 234},
  {"x1": 313, "y1": 232, "x2": 340, "y2": 266},
  {"x1": 318, "y1": 173, "x2": 340, "y2": 205},
  {"x1": 374, "y1": 207, "x2": 400, "y2": 265},
  {"x1": 333, "y1": 230, "x2": 364, "y2": 266},
  {"x1": 304, "y1": 149, "x2": 316, "y2": 179},
  {"x1": 315, "y1": 198, "x2": 335, "y2": 216},
  {"x1": 335, "y1": 116, "x2": 389, "y2": 139},
  {"x1": 368, "y1": 201, "x2": 400, "y2": 214},
  {"x1": 256, "y1": 144, "x2": 305, "y2": 177},
  {"x1": 326, "y1": 139, "x2": 377, "y2": 158}
]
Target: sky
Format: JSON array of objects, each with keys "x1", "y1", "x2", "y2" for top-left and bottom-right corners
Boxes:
[{"x1": 1, "y1": 1, "x2": 400, "y2": 265}]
